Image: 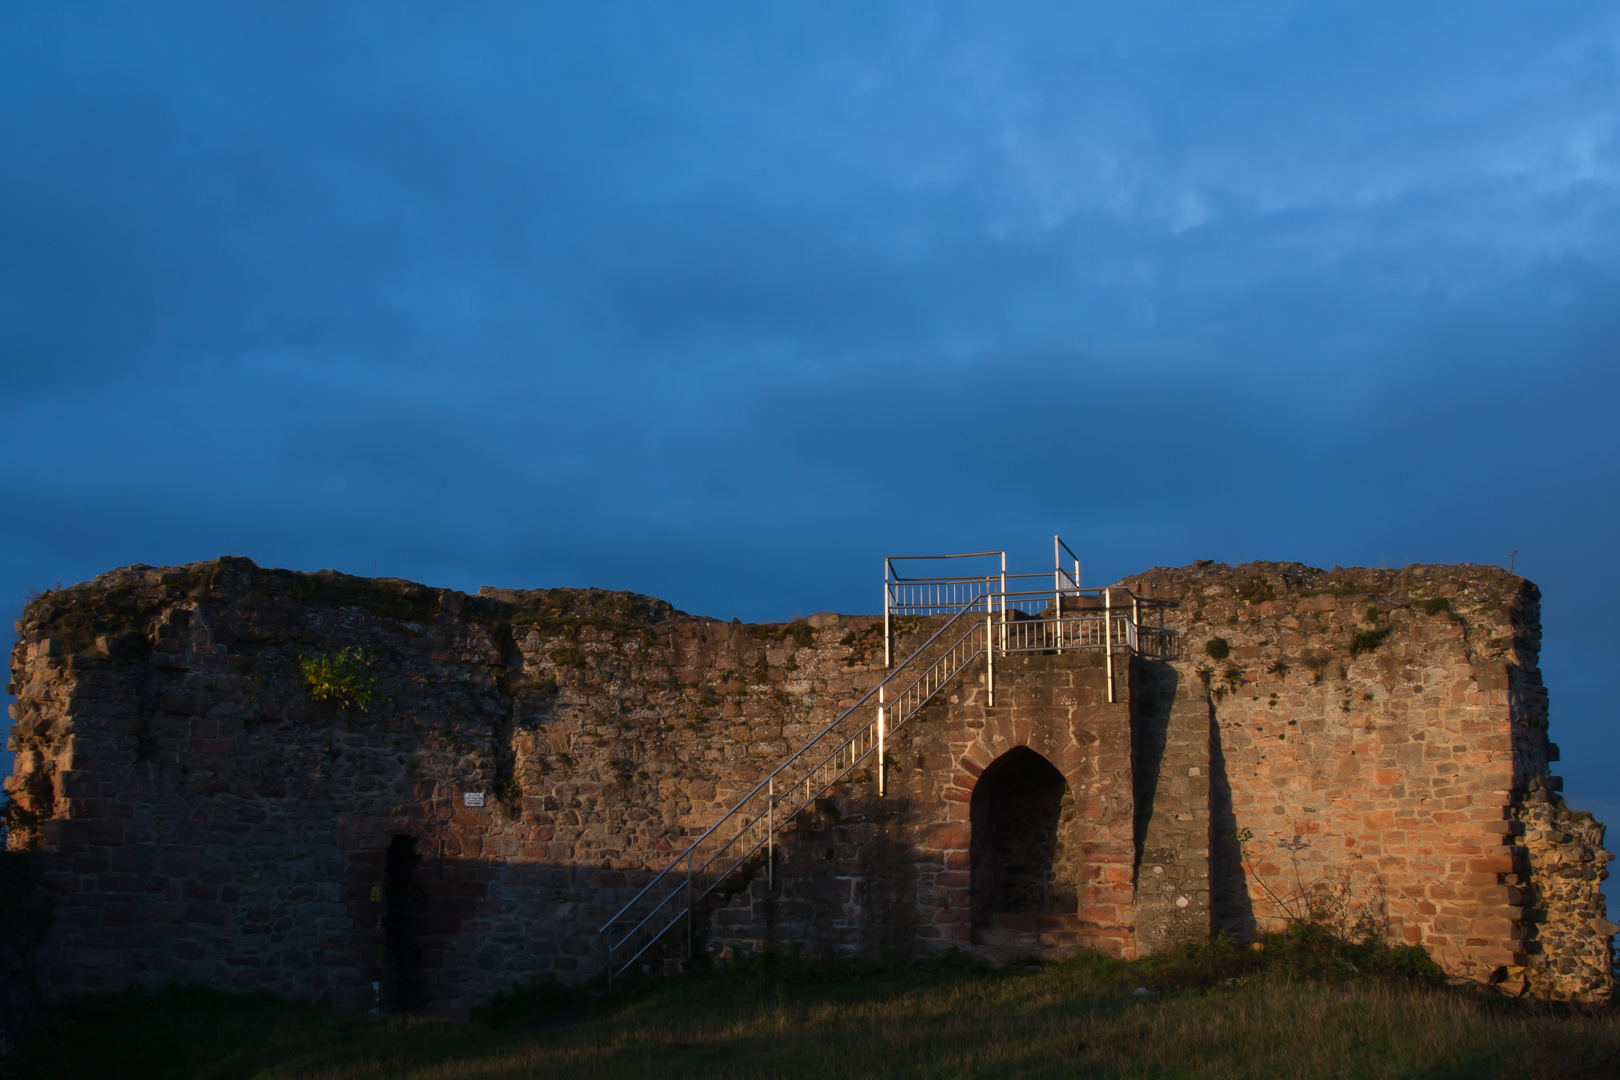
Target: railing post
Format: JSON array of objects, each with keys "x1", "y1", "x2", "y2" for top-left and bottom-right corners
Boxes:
[
  {"x1": 1054, "y1": 541, "x2": 1062, "y2": 654},
  {"x1": 1000, "y1": 554, "x2": 1007, "y2": 653},
  {"x1": 1104, "y1": 587, "x2": 1114, "y2": 704},
  {"x1": 767, "y1": 775, "x2": 773, "y2": 889},
  {"x1": 877, "y1": 703, "x2": 886, "y2": 797},
  {"x1": 985, "y1": 613, "x2": 994, "y2": 707},
  {"x1": 877, "y1": 685, "x2": 886, "y2": 797},
  {"x1": 686, "y1": 851, "x2": 693, "y2": 961},
  {"x1": 1054, "y1": 537, "x2": 1061, "y2": 653},
  {"x1": 604, "y1": 930, "x2": 612, "y2": 993},
  {"x1": 883, "y1": 559, "x2": 892, "y2": 669}
]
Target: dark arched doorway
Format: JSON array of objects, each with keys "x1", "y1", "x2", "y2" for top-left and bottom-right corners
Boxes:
[{"x1": 970, "y1": 747, "x2": 1080, "y2": 934}]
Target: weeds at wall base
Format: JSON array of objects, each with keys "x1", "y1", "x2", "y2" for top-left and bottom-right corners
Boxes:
[
  {"x1": 466, "y1": 926, "x2": 1453, "y2": 1031},
  {"x1": 11, "y1": 936, "x2": 1617, "y2": 1080}
]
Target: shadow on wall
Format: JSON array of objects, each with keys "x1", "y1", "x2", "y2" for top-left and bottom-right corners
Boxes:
[
  {"x1": 23, "y1": 802, "x2": 943, "y2": 1016},
  {"x1": 702, "y1": 796, "x2": 928, "y2": 964},
  {"x1": 1208, "y1": 698, "x2": 1256, "y2": 938},
  {"x1": 339, "y1": 841, "x2": 636, "y2": 1013},
  {"x1": 0, "y1": 852, "x2": 49, "y2": 1054},
  {"x1": 1130, "y1": 659, "x2": 1172, "y2": 880}
]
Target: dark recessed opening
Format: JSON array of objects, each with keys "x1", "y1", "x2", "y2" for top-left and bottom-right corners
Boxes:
[
  {"x1": 970, "y1": 747, "x2": 1078, "y2": 930},
  {"x1": 382, "y1": 834, "x2": 424, "y2": 1011}
]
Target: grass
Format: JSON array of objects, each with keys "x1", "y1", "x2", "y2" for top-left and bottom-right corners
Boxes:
[{"x1": 13, "y1": 935, "x2": 1620, "y2": 1080}]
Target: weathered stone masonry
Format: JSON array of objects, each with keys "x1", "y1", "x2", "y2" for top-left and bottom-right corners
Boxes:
[{"x1": 3, "y1": 556, "x2": 1612, "y2": 1021}]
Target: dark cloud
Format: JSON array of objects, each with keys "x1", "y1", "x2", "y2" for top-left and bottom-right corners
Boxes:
[{"x1": 3, "y1": 1, "x2": 1618, "y2": 814}]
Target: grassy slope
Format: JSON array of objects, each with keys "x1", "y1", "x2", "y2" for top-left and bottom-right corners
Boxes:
[{"x1": 13, "y1": 943, "x2": 1620, "y2": 1080}]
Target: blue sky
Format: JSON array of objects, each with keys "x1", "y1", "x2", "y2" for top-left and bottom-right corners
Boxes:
[{"x1": 3, "y1": 2, "x2": 1619, "y2": 826}]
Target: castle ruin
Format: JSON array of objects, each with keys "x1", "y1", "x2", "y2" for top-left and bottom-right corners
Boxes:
[{"x1": 3, "y1": 550, "x2": 1613, "y2": 1022}]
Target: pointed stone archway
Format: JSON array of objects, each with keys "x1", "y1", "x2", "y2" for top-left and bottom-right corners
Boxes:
[
  {"x1": 969, "y1": 747, "x2": 1082, "y2": 944},
  {"x1": 919, "y1": 654, "x2": 1137, "y2": 957}
]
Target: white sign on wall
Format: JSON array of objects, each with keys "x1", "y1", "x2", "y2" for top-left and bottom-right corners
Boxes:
[{"x1": 463, "y1": 792, "x2": 485, "y2": 808}]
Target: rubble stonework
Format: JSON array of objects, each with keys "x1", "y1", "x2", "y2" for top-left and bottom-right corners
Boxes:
[
  {"x1": 3, "y1": 556, "x2": 1611, "y2": 1013},
  {"x1": 1125, "y1": 560, "x2": 1612, "y2": 997},
  {"x1": 1515, "y1": 777, "x2": 1616, "y2": 1002}
]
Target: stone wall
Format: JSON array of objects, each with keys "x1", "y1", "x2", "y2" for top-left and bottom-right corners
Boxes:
[
  {"x1": 701, "y1": 649, "x2": 1135, "y2": 963},
  {"x1": 5, "y1": 555, "x2": 1612, "y2": 1012},
  {"x1": 1124, "y1": 560, "x2": 1612, "y2": 1000},
  {"x1": 1516, "y1": 777, "x2": 1616, "y2": 1001},
  {"x1": 3, "y1": 559, "x2": 899, "y2": 1012},
  {"x1": 1130, "y1": 656, "x2": 1212, "y2": 954}
]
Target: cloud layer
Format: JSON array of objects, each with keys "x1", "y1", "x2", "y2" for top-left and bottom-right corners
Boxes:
[{"x1": 3, "y1": 1, "x2": 1618, "y2": 808}]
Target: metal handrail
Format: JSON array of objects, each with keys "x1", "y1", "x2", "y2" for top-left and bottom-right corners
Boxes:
[
  {"x1": 598, "y1": 581, "x2": 1179, "y2": 987},
  {"x1": 1056, "y1": 535, "x2": 1082, "y2": 590},
  {"x1": 887, "y1": 570, "x2": 1056, "y2": 587},
  {"x1": 998, "y1": 613, "x2": 1179, "y2": 661},
  {"x1": 598, "y1": 603, "x2": 991, "y2": 985},
  {"x1": 889, "y1": 583, "x2": 1171, "y2": 617}
]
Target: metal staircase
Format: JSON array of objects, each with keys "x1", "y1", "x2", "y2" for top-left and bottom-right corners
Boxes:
[{"x1": 597, "y1": 538, "x2": 1174, "y2": 987}]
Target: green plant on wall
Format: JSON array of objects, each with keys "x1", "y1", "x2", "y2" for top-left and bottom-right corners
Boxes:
[
  {"x1": 1349, "y1": 627, "x2": 1391, "y2": 656},
  {"x1": 1205, "y1": 637, "x2": 1230, "y2": 660},
  {"x1": 300, "y1": 647, "x2": 381, "y2": 712},
  {"x1": 1235, "y1": 577, "x2": 1276, "y2": 605}
]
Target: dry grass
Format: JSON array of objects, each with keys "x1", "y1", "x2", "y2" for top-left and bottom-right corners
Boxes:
[{"x1": 16, "y1": 949, "x2": 1620, "y2": 1080}]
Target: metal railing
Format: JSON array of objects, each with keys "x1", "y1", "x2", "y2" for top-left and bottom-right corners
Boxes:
[
  {"x1": 599, "y1": 603, "x2": 993, "y2": 987},
  {"x1": 884, "y1": 537, "x2": 1170, "y2": 661},
  {"x1": 998, "y1": 613, "x2": 1178, "y2": 661},
  {"x1": 598, "y1": 541, "x2": 1177, "y2": 987}
]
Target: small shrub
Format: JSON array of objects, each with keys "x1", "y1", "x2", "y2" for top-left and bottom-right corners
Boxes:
[
  {"x1": 1222, "y1": 666, "x2": 1247, "y2": 691},
  {"x1": 755, "y1": 619, "x2": 816, "y2": 647},
  {"x1": 1349, "y1": 627, "x2": 1392, "y2": 656},
  {"x1": 1388, "y1": 943, "x2": 1446, "y2": 984},
  {"x1": 1267, "y1": 659, "x2": 1290, "y2": 676},
  {"x1": 1236, "y1": 577, "x2": 1276, "y2": 605},
  {"x1": 1205, "y1": 637, "x2": 1230, "y2": 660},
  {"x1": 299, "y1": 647, "x2": 380, "y2": 712},
  {"x1": 1422, "y1": 597, "x2": 1451, "y2": 617}
]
